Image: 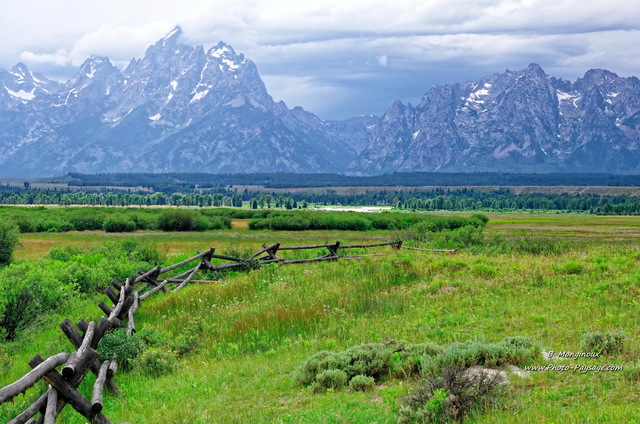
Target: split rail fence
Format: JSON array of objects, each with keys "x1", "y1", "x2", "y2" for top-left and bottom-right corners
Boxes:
[{"x1": 0, "y1": 239, "x2": 454, "y2": 423}]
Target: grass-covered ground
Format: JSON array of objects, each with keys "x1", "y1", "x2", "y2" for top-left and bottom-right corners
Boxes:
[{"x1": 2, "y1": 213, "x2": 640, "y2": 423}]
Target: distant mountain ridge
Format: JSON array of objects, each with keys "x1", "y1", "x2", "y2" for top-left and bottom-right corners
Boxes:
[
  {"x1": 1, "y1": 27, "x2": 639, "y2": 176},
  {"x1": 0, "y1": 26, "x2": 364, "y2": 177},
  {"x1": 355, "y1": 63, "x2": 640, "y2": 174}
]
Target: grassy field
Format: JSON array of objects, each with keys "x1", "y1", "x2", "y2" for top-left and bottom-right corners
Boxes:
[{"x1": 2, "y1": 213, "x2": 640, "y2": 423}]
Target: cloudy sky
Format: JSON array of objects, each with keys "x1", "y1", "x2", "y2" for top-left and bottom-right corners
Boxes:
[{"x1": 1, "y1": 0, "x2": 639, "y2": 119}]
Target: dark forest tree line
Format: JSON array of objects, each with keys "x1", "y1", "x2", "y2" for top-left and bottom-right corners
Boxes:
[{"x1": 2, "y1": 186, "x2": 640, "y2": 214}]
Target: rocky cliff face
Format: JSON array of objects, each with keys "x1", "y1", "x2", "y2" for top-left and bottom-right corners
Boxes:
[
  {"x1": 2, "y1": 30, "x2": 640, "y2": 177},
  {"x1": 355, "y1": 64, "x2": 640, "y2": 174},
  {"x1": 0, "y1": 27, "x2": 357, "y2": 176}
]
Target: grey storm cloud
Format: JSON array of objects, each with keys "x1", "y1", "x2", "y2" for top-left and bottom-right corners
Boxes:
[{"x1": 1, "y1": 0, "x2": 639, "y2": 119}]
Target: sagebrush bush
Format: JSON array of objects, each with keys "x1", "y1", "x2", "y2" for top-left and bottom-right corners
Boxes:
[
  {"x1": 313, "y1": 369, "x2": 348, "y2": 392},
  {"x1": 348, "y1": 374, "x2": 376, "y2": 392},
  {"x1": 134, "y1": 348, "x2": 177, "y2": 377},
  {"x1": 296, "y1": 343, "x2": 393, "y2": 387},
  {"x1": 297, "y1": 340, "x2": 446, "y2": 388},
  {"x1": 0, "y1": 220, "x2": 20, "y2": 265},
  {"x1": 98, "y1": 328, "x2": 145, "y2": 369},
  {"x1": 398, "y1": 367, "x2": 506, "y2": 424},
  {"x1": 421, "y1": 337, "x2": 539, "y2": 377},
  {"x1": 579, "y1": 331, "x2": 626, "y2": 355}
]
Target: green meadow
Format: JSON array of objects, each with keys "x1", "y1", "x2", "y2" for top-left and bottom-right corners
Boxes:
[{"x1": 1, "y1": 212, "x2": 639, "y2": 423}]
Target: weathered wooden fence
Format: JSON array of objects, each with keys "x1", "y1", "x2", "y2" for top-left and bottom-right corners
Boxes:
[{"x1": 0, "y1": 238, "x2": 452, "y2": 423}]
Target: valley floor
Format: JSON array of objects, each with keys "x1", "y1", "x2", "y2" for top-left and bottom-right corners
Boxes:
[{"x1": 2, "y1": 213, "x2": 639, "y2": 423}]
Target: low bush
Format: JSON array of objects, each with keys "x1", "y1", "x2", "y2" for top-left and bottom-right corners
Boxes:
[
  {"x1": 398, "y1": 366, "x2": 507, "y2": 423},
  {"x1": 98, "y1": 328, "x2": 145, "y2": 369},
  {"x1": 313, "y1": 369, "x2": 348, "y2": 392},
  {"x1": 298, "y1": 338, "x2": 533, "y2": 390},
  {"x1": 471, "y1": 214, "x2": 489, "y2": 225},
  {"x1": 348, "y1": 374, "x2": 376, "y2": 392},
  {"x1": 297, "y1": 340, "x2": 445, "y2": 389},
  {"x1": 403, "y1": 219, "x2": 485, "y2": 249},
  {"x1": 0, "y1": 220, "x2": 20, "y2": 265},
  {"x1": 157, "y1": 209, "x2": 198, "y2": 231},
  {"x1": 134, "y1": 347, "x2": 177, "y2": 377},
  {"x1": 103, "y1": 215, "x2": 136, "y2": 233},
  {"x1": 48, "y1": 245, "x2": 84, "y2": 262},
  {"x1": 579, "y1": 331, "x2": 626, "y2": 355},
  {"x1": 420, "y1": 337, "x2": 539, "y2": 377},
  {"x1": 0, "y1": 238, "x2": 162, "y2": 341}
]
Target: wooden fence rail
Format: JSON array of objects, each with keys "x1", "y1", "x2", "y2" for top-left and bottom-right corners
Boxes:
[{"x1": 1, "y1": 238, "x2": 450, "y2": 423}]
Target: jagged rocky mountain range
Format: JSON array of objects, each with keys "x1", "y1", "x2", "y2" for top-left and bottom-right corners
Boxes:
[{"x1": 1, "y1": 26, "x2": 639, "y2": 176}]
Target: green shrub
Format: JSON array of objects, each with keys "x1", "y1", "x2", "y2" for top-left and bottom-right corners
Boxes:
[
  {"x1": 313, "y1": 369, "x2": 348, "y2": 392},
  {"x1": 172, "y1": 317, "x2": 206, "y2": 356},
  {"x1": 471, "y1": 214, "x2": 489, "y2": 225},
  {"x1": 348, "y1": 374, "x2": 376, "y2": 392},
  {"x1": 15, "y1": 217, "x2": 36, "y2": 233},
  {"x1": 69, "y1": 213, "x2": 104, "y2": 231},
  {"x1": 398, "y1": 367, "x2": 506, "y2": 423},
  {"x1": 0, "y1": 262, "x2": 76, "y2": 339},
  {"x1": 103, "y1": 215, "x2": 136, "y2": 233},
  {"x1": 98, "y1": 328, "x2": 145, "y2": 369},
  {"x1": 0, "y1": 220, "x2": 20, "y2": 265},
  {"x1": 134, "y1": 347, "x2": 177, "y2": 377},
  {"x1": 48, "y1": 245, "x2": 84, "y2": 262},
  {"x1": 129, "y1": 213, "x2": 154, "y2": 230},
  {"x1": 157, "y1": 209, "x2": 198, "y2": 231},
  {"x1": 579, "y1": 331, "x2": 626, "y2": 355},
  {"x1": 137, "y1": 328, "x2": 170, "y2": 348}
]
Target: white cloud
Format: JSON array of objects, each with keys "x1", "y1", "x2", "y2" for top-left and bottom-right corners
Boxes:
[
  {"x1": 1, "y1": 0, "x2": 639, "y2": 118},
  {"x1": 261, "y1": 74, "x2": 350, "y2": 115},
  {"x1": 20, "y1": 48, "x2": 72, "y2": 66}
]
